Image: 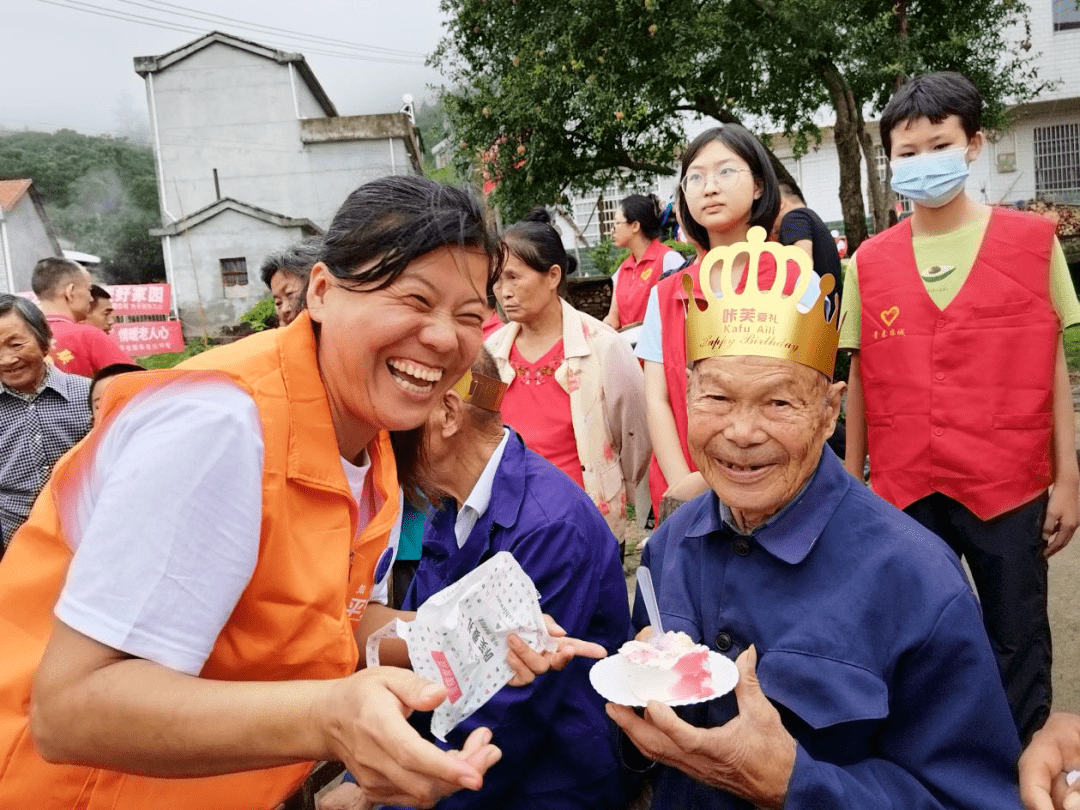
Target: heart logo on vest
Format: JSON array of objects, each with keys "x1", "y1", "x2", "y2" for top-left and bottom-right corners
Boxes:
[
  {"x1": 880, "y1": 306, "x2": 900, "y2": 327},
  {"x1": 641, "y1": 267, "x2": 654, "y2": 282}
]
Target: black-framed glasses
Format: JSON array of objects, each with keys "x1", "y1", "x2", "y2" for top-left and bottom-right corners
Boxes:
[{"x1": 680, "y1": 168, "x2": 752, "y2": 195}]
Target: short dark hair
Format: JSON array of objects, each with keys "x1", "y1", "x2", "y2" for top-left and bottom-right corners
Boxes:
[
  {"x1": 880, "y1": 71, "x2": 983, "y2": 157},
  {"x1": 777, "y1": 180, "x2": 805, "y2": 204},
  {"x1": 88, "y1": 363, "x2": 145, "y2": 411},
  {"x1": 259, "y1": 236, "x2": 324, "y2": 289},
  {"x1": 502, "y1": 207, "x2": 577, "y2": 298},
  {"x1": 319, "y1": 175, "x2": 503, "y2": 293},
  {"x1": 620, "y1": 194, "x2": 663, "y2": 240},
  {"x1": 676, "y1": 125, "x2": 780, "y2": 251},
  {"x1": 90, "y1": 284, "x2": 111, "y2": 304},
  {"x1": 31, "y1": 257, "x2": 84, "y2": 299},
  {"x1": 0, "y1": 293, "x2": 52, "y2": 352}
]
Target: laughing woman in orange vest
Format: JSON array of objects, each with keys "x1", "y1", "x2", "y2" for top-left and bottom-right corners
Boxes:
[
  {"x1": 603, "y1": 194, "x2": 685, "y2": 330},
  {"x1": 0, "y1": 176, "x2": 594, "y2": 810}
]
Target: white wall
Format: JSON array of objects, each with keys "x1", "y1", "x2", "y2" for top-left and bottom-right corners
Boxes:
[
  {"x1": 0, "y1": 217, "x2": 9, "y2": 295},
  {"x1": 149, "y1": 43, "x2": 305, "y2": 221},
  {"x1": 6, "y1": 197, "x2": 59, "y2": 293},
  {"x1": 1029, "y1": 0, "x2": 1080, "y2": 101},
  {"x1": 143, "y1": 39, "x2": 424, "y2": 334},
  {"x1": 147, "y1": 42, "x2": 415, "y2": 230},
  {"x1": 302, "y1": 138, "x2": 415, "y2": 227},
  {"x1": 168, "y1": 209, "x2": 308, "y2": 334}
]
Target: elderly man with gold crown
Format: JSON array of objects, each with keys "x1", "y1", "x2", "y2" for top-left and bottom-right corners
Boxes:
[{"x1": 608, "y1": 229, "x2": 1024, "y2": 809}]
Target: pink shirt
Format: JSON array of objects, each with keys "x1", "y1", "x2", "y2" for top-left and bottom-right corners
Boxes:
[{"x1": 501, "y1": 340, "x2": 585, "y2": 488}]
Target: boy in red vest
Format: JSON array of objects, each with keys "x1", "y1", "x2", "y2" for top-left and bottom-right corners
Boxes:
[{"x1": 840, "y1": 71, "x2": 1080, "y2": 745}]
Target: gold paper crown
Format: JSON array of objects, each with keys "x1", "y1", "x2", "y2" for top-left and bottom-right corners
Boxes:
[
  {"x1": 451, "y1": 369, "x2": 508, "y2": 412},
  {"x1": 683, "y1": 226, "x2": 839, "y2": 377}
]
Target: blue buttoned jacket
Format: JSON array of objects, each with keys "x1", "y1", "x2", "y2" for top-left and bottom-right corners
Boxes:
[
  {"x1": 635, "y1": 447, "x2": 1023, "y2": 810},
  {"x1": 403, "y1": 430, "x2": 631, "y2": 809}
]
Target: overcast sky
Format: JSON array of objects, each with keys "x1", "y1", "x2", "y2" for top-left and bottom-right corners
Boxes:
[{"x1": 3, "y1": 0, "x2": 450, "y2": 137}]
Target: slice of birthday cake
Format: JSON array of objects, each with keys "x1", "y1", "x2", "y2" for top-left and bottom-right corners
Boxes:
[{"x1": 620, "y1": 631, "x2": 713, "y2": 702}]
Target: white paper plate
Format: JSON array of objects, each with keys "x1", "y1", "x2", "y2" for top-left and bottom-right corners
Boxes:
[{"x1": 589, "y1": 651, "x2": 739, "y2": 707}]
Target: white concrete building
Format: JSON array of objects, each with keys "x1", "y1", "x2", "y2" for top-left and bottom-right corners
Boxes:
[
  {"x1": 135, "y1": 31, "x2": 422, "y2": 333},
  {"x1": 0, "y1": 179, "x2": 63, "y2": 295}
]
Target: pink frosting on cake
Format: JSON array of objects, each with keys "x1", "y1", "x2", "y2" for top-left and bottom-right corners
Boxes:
[
  {"x1": 668, "y1": 648, "x2": 712, "y2": 699},
  {"x1": 620, "y1": 631, "x2": 713, "y2": 701}
]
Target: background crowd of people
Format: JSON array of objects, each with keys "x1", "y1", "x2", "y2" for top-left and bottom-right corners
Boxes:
[{"x1": 1, "y1": 70, "x2": 1079, "y2": 810}]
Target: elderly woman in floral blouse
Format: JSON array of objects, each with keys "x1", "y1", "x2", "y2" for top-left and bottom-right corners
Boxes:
[{"x1": 486, "y1": 208, "x2": 650, "y2": 546}]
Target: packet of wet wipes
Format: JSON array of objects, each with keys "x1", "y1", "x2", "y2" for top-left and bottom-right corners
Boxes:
[{"x1": 366, "y1": 551, "x2": 556, "y2": 741}]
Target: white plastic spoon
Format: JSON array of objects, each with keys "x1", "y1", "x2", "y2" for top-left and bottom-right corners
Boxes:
[{"x1": 636, "y1": 566, "x2": 665, "y2": 636}]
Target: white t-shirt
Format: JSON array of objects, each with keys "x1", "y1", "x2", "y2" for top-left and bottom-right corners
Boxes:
[
  {"x1": 635, "y1": 287, "x2": 665, "y2": 364},
  {"x1": 55, "y1": 378, "x2": 396, "y2": 676}
]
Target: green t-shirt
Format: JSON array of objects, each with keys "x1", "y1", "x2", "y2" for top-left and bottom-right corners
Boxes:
[{"x1": 838, "y1": 214, "x2": 1080, "y2": 349}]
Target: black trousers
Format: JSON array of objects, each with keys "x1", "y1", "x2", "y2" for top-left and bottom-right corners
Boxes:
[{"x1": 904, "y1": 491, "x2": 1051, "y2": 745}]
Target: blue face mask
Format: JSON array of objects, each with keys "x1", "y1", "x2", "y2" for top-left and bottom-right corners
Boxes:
[{"x1": 889, "y1": 147, "x2": 970, "y2": 208}]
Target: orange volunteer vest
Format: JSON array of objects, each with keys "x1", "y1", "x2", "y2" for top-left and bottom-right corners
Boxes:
[
  {"x1": 0, "y1": 311, "x2": 400, "y2": 810},
  {"x1": 857, "y1": 208, "x2": 1059, "y2": 519}
]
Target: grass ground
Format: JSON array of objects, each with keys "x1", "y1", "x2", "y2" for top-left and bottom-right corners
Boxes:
[{"x1": 136, "y1": 339, "x2": 212, "y2": 369}]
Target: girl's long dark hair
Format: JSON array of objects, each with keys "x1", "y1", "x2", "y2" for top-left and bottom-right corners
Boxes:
[{"x1": 676, "y1": 124, "x2": 780, "y2": 250}]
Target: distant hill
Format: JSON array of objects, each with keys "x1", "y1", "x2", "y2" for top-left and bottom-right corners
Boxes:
[{"x1": 0, "y1": 129, "x2": 164, "y2": 284}]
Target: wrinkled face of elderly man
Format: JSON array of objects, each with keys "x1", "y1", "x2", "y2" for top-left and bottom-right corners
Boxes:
[{"x1": 687, "y1": 354, "x2": 845, "y2": 531}]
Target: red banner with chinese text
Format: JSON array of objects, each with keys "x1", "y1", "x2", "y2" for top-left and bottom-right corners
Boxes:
[{"x1": 113, "y1": 321, "x2": 184, "y2": 357}]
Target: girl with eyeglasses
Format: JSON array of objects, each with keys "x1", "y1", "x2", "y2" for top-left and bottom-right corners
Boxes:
[{"x1": 635, "y1": 124, "x2": 794, "y2": 517}]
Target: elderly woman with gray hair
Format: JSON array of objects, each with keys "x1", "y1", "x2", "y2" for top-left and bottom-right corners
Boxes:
[
  {"x1": 260, "y1": 236, "x2": 323, "y2": 327},
  {"x1": 0, "y1": 294, "x2": 91, "y2": 552}
]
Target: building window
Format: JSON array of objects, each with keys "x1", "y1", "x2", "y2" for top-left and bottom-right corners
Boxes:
[
  {"x1": 220, "y1": 257, "x2": 249, "y2": 287},
  {"x1": 1053, "y1": 0, "x2": 1080, "y2": 31},
  {"x1": 1034, "y1": 123, "x2": 1080, "y2": 202},
  {"x1": 597, "y1": 195, "x2": 621, "y2": 240},
  {"x1": 876, "y1": 146, "x2": 912, "y2": 216},
  {"x1": 571, "y1": 181, "x2": 655, "y2": 247}
]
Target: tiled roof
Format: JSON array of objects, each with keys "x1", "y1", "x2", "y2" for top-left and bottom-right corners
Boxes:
[
  {"x1": 0, "y1": 179, "x2": 32, "y2": 213},
  {"x1": 149, "y1": 196, "x2": 322, "y2": 237},
  {"x1": 134, "y1": 31, "x2": 337, "y2": 118}
]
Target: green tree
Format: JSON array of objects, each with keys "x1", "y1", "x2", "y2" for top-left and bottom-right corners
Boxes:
[
  {"x1": 0, "y1": 129, "x2": 164, "y2": 283},
  {"x1": 434, "y1": 0, "x2": 1048, "y2": 248}
]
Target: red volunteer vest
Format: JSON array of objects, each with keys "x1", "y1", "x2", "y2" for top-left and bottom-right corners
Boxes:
[
  {"x1": 857, "y1": 208, "x2": 1059, "y2": 519},
  {"x1": 615, "y1": 239, "x2": 676, "y2": 326},
  {"x1": 0, "y1": 313, "x2": 399, "y2": 810},
  {"x1": 649, "y1": 253, "x2": 796, "y2": 513}
]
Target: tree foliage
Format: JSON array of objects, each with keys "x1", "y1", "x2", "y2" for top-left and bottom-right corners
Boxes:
[
  {"x1": 0, "y1": 129, "x2": 165, "y2": 283},
  {"x1": 434, "y1": 0, "x2": 1050, "y2": 246}
]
